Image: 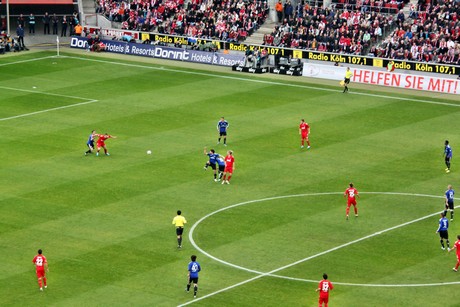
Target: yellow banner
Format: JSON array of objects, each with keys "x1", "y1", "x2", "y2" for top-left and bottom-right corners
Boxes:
[
  {"x1": 293, "y1": 50, "x2": 302, "y2": 59},
  {"x1": 141, "y1": 33, "x2": 150, "y2": 41},
  {"x1": 373, "y1": 58, "x2": 383, "y2": 68}
]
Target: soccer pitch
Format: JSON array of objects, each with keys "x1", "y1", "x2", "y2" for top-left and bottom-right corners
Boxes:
[{"x1": 1, "y1": 50, "x2": 459, "y2": 306}]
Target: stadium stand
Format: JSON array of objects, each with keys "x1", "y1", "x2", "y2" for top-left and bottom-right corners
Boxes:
[
  {"x1": 96, "y1": 0, "x2": 269, "y2": 42},
  {"x1": 261, "y1": 5, "x2": 399, "y2": 55},
  {"x1": 95, "y1": 0, "x2": 458, "y2": 62},
  {"x1": 371, "y1": 0, "x2": 460, "y2": 63}
]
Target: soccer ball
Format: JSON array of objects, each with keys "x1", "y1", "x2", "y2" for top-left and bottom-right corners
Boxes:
[{"x1": 147, "y1": 150, "x2": 152, "y2": 155}]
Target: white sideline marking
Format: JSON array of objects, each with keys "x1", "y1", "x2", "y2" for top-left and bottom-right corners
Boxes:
[
  {"x1": 178, "y1": 192, "x2": 457, "y2": 306},
  {"x1": 3, "y1": 55, "x2": 455, "y2": 122},
  {"x1": 66, "y1": 55, "x2": 460, "y2": 108},
  {"x1": 0, "y1": 56, "x2": 99, "y2": 121},
  {"x1": 0, "y1": 55, "x2": 56, "y2": 67}
]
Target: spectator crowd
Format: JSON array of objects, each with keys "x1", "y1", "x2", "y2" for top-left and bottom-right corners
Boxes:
[
  {"x1": 95, "y1": 0, "x2": 412, "y2": 56},
  {"x1": 96, "y1": 0, "x2": 269, "y2": 42},
  {"x1": 3, "y1": 0, "x2": 458, "y2": 65},
  {"x1": 0, "y1": 31, "x2": 19, "y2": 54},
  {"x1": 263, "y1": 6, "x2": 396, "y2": 55},
  {"x1": 265, "y1": 0, "x2": 459, "y2": 63},
  {"x1": 371, "y1": 0, "x2": 460, "y2": 64},
  {"x1": 93, "y1": 0, "x2": 459, "y2": 63}
]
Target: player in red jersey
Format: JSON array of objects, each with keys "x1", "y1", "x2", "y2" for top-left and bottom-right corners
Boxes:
[
  {"x1": 344, "y1": 183, "x2": 359, "y2": 220},
  {"x1": 221, "y1": 150, "x2": 235, "y2": 184},
  {"x1": 299, "y1": 119, "x2": 310, "y2": 149},
  {"x1": 32, "y1": 249, "x2": 49, "y2": 291},
  {"x1": 95, "y1": 133, "x2": 117, "y2": 156},
  {"x1": 449, "y1": 234, "x2": 460, "y2": 272},
  {"x1": 316, "y1": 273, "x2": 333, "y2": 307}
]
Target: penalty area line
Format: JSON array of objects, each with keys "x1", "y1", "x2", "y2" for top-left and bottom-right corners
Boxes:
[
  {"x1": 0, "y1": 99, "x2": 99, "y2": 121},
  {"x1": 0, "y1": 85, "x2": 98, "y2": 101},
  {"x1": 0, "y1": 56, "x2": 99, "y2": 121}
]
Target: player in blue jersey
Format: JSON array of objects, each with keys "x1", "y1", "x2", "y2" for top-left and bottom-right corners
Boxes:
[
  {"x1": 217, "y1": 117, "x2": 229, "y2": 146},
  {"x1": 436, "y1": 212, "x2": 450, "y2": 250},
  {"x1": 216, "y1": 156, "x2": 225, "y2": 182},
  {"x1": 204, "y1": 147, "x2": 220, "y2": 181},
  {"x1": 444, "y1": 140, "x2": 452, "y2": 173},
  {"x1": 186, "y1": 255, "x2": 201, "y2": 298},
  {"x1": 444, "y1": 185, "x2": 455, "y2": 221},
  {"x1": 84, "y1": 130, "x2": 96, "y2": 156}
]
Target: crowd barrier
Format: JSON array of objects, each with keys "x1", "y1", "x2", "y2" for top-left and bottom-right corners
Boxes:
[
  {"x1": 70, "y1": 30, "x2": 460, "y2": 94},
  {"x1": 82, "y1": 26, "x2": 459, "y2": 77},
  {"x1": 70, "y1": 37, "x2": 245, "y2": 66},
  {"x1": 303, "y1": 63, "x2": 460, "y2": 95}
]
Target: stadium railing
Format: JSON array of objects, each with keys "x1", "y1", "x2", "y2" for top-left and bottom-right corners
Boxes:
[{"x1": 81, "y1": 25, "x2": 459, "y2": 77}]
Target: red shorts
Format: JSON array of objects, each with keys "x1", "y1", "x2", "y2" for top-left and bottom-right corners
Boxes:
[
  {"x1": 347, "y1": 199, "x2": 357, "y2": 207},
  {"x1": 319, "y1": 295, "x2": 329, "y2": 305},
  {"x1": 301, "y1": 133, "x2": 308, "y2": 139},
  {"x1": 224, "y1": 166, "x2": 233, "y2": 173},
  {"x1": 97, "y1": 142, "x2": 105, "y2": 148},
  {"x1": 36, "y1": 269, "x2": 45, "y2": 278}
]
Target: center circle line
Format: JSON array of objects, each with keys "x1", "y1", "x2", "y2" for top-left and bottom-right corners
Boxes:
[{"x1": 189, "y1": 192, "x2": 459, "y2": 287}]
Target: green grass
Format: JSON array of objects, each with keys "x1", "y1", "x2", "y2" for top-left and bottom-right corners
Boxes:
[{"x1": 1, "y1": 51, "x2": 460, "y2": 306}]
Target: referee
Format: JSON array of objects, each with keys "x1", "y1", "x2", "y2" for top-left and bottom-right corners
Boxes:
[
  {"x1": 172, "y1": 210, "x2": 187, "y2": 248},
  {"x1": 343, "y1": 67, "x2": 353, "y2": 93}
]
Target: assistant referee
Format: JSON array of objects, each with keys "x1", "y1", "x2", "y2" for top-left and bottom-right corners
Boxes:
[
  {"x1": 172, "y1": 210, "x2": 187, "y2": 248},
  {"x1": 343, "y1": 67, "x2": 353, "y2": 93}
]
